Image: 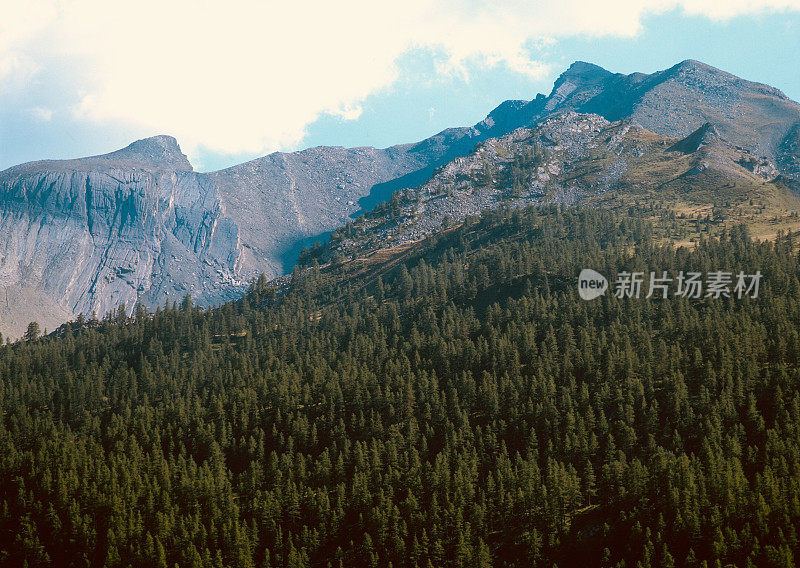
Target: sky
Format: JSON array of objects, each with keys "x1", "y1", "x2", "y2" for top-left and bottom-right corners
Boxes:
[{"x1": 1, "y1": 1, "x2": 800, "y2": 173}]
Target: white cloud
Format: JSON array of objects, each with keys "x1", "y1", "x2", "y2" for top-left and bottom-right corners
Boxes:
[
  {"x1": 328, "y1": 104, "x2": 365, "y2": 122},
  {"x1": 1, "y1": 0, "x2": 799, "y2": 160}
]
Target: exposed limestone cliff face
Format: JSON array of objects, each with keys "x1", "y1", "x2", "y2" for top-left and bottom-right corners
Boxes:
[{"x1": 0, "y1": 137, "x2": 244, "y2": 338}]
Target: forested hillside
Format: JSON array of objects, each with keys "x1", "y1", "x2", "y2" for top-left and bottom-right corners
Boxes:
[{"x1": 2, "y1": 206, "x2": 800, "y2": 567}]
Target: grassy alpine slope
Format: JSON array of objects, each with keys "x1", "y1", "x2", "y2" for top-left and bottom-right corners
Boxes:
[{"x1": 1, "y1": 206, "x2": 800, "y2": 567}]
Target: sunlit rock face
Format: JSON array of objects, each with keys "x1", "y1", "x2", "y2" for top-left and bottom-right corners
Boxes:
[{"x1": 0, "y1": 136, "x2": 245, "y2": 338}]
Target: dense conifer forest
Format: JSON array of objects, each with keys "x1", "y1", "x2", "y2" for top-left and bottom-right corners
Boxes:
[{"x1": 1, "y1": 206, "x2": 800, "y2": 567}]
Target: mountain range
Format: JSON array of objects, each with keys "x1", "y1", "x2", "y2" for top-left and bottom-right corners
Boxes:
[{"x1": 1, "y1": 59, "x2": 800, "y2": 338}]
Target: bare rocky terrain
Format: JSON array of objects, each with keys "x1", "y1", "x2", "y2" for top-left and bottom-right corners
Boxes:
[
  {"x1": 318, "y1": 112, "x2": 800, "y2": 261},
  {"x1": 2, "y1": 59, "x2": 800, "y2": 338}
]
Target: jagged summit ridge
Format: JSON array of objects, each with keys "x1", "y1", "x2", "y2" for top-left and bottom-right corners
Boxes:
[{"x1": 515, "y1": 58, "x2": 800, "y2": 165}]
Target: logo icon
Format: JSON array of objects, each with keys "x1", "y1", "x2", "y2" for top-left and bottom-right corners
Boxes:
[{"x1": 578, "y1": 269, "x2": 608, "y2": 300}]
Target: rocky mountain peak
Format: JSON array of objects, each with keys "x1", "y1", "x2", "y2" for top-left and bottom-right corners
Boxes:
[
  {"x1": 545, "y1": 61, "x2": 614, "y2": 112},
  {"x1": 102, "y1": 135, "x2": 193, "y2": 172},
  {"x1": 656, "y1": 58, "x2": 789, "y2": 101},
  {"x1": 554, "y1": 61, "x2": 613, "y2": 88},
  {"x1": 672, "y1": 59, "x2": 714, "y2": 72}
]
